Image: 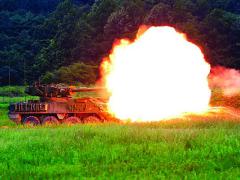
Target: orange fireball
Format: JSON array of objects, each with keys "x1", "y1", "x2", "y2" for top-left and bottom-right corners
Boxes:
[{"x1": 101, "y1": 26, "x2": 211, "y2": 122}]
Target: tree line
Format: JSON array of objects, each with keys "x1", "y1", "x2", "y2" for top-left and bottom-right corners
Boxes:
[{"x1": 0, "y1": 0, "x2": 240, "y2": 85}]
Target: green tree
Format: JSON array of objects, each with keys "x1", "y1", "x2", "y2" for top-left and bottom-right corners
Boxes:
[
  {"x1": 87, "y1": 0, "x2": 116, "y2": 34},
  {"x1": 144, "y1": 3, "x2": 173, "y2": 25},
  {"x1": 41, "y1": 63, "x2": 97, "y2": 84},
  {"x1": 104, "y1": 0, "x2": 145, "y2": 40},
  {"x1": 201, "y1": 9, "x2": 240, "y2": 67}
]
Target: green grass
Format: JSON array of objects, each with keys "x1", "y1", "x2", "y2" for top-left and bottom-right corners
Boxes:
[
  {"x1": 0, "y1": 120, "x2": 239, "y2": 178},
  {"x1": 0, "y1": 104, "x2": 15, "y2": 127}
]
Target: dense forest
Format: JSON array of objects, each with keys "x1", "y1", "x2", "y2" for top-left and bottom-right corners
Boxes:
[{"x1": 0, "y1": 0, "x2": 240, "y2": 85}]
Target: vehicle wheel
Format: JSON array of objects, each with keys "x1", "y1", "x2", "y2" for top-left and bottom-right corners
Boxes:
[
  {"x1": 63, "y1": 117, "x2": 81, "y2": 125},
  {"x1": 23, "y1": 116, "x2": 40, "y2": 126},
  {"x1": 42, "y1": 116, "x2": 59, "y2": 125},
  {"x1": 83, "y1": 115, "x2": 102, "y2": 123}
]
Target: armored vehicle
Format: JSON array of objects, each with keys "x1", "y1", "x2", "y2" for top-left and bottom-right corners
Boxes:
[{"x1": 8, "y1": 83, "x2": 113, "y2": 125}]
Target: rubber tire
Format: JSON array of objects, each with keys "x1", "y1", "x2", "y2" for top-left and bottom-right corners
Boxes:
[
  {"x1": 23, "y1": 116, "x2": 40, "y2": 126},
  {"x1": 42, "y1": 116, "x2": 59, "y2": 125},
  {"x1": 63, "y1": 117, "x2": 81, "y2": 124},
  {"x1": 83, "y1": 115, "x2": 102, "y2": 123}
]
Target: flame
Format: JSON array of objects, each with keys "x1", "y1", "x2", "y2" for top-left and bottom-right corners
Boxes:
[{"x1": 100, "y1": 26, "x2": 211, "y2": 122}]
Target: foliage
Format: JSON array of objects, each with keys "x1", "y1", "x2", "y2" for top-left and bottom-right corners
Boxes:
[
  {"x1": 0, "y1": 86, "x2": 26, "y2": 96},
  {"x1": 0, "y1": 0, "x2": 94, "y2": 14},
  {"x1": 0, "y1": 0, "x2": 240, "y2": 85},
  {"x1": 41, "y1": 62, "x2": 97, "y2": 84},
  {"x1": 104, "y1": 1, "x2": 145, "y2": 40}
]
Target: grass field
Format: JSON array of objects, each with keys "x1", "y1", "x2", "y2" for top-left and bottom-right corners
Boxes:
[
  {"x1": 0, "y1": 87, "x2": 239, "y2": 178},
  {"x1": 0, "y1": 121, "x2": 239, "y2": 178}
]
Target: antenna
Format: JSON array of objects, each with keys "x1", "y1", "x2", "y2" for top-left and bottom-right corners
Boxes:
[
  {"x1": 23, "y1": 58, "x2": 27, "y2": 102},
  {"x1": 23, "y1": 58, "x2": 26, "y2": 86},
  {"x1": 8, "y1": 60, "x2": 11, "y2": 104}
]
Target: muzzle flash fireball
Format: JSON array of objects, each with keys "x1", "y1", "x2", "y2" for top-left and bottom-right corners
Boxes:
[{"x1": 101, "y1": 26, "x2": 211, "y2": 122}]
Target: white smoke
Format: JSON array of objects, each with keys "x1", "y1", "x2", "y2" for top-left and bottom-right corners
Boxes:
[{"x1": 209, "y1": 66, "x2": 240, "y2": 97}]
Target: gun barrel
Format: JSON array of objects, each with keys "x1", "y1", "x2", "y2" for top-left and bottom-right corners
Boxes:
[{"x1": 71, "y1": 87, "x2": 106, "y2": 92}]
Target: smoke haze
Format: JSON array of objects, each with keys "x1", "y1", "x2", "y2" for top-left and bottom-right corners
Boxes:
[{"x1": 209, "y1": 66, "x2": 240, "y2": 97}]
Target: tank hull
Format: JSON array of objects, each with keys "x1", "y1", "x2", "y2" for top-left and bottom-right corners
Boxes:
[{"x1": 8, "y1": 97, "x2": 114, "y2": 125}]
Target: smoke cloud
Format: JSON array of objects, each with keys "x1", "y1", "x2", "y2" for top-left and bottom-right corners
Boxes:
[{"x1": 209, "y1": 66, "x2": 240, "y2": 97}]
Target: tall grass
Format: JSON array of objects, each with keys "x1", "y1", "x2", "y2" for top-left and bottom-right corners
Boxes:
[
  {"x1": 0, "y1": 123, "x2": 239, "y2": 178},
  {"x1": 0, "y1": 104, "x2": 15, "y2": 126}
]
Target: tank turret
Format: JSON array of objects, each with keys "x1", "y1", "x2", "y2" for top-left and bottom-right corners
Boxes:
[{"x1": 25, "y1": 83, "x2": 105, "y2": 98}]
